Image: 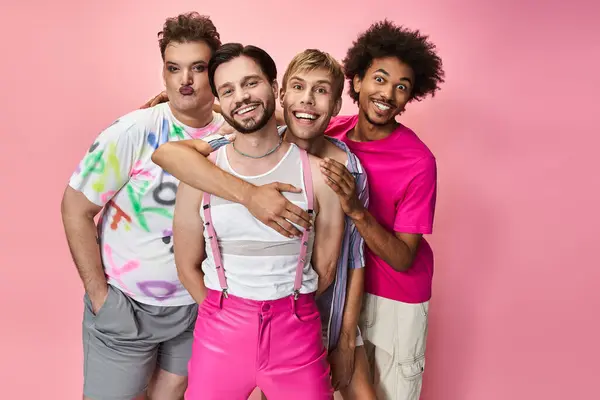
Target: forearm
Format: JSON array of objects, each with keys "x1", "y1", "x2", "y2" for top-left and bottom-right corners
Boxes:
[
  {"x1": 351, "y1": 211, "x2": 414, "y2": 272},
  {"x1": 62, "y1": 213, "x2": 107, "y2": 297},
  {"x1": 153, "y1": 144, "x2": 255, "y2": 205},
  {"x1": 178, "y1": 266, "x2": 208, "y2": 304},
  {"x1": 340, "y1": 267, "x2": 364, "y2": 337},
  {"x1": 315, "y1": 261, "x2": 336, "y2": 296}
]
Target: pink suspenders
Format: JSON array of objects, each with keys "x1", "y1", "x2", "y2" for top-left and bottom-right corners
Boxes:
[{"x1": 201, "y1": 147, "x2": 314, "y2": 300}]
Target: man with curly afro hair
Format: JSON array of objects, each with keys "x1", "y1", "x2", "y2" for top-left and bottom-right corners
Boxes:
[
  {"x1": 319, "y1": 19, "x2": 445, "y2": 400},
  {"x1": 62, "y1": 12, "x2": 225, "y2": 400}
]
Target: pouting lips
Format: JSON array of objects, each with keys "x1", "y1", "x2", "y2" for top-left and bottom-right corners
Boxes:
[
  {"x1": 235, "y1": 104, "x2": 259, "y2": 115},
  {"x1": 179, "y1": 86, "x2": 194, "y2": 95},
  {"x1": 293, "y1": 111, "x2": 318, "y2": 120}
]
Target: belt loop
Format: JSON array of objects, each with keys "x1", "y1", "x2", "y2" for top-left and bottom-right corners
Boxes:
[
  {"x1": 219, "y1": 289, "x2": 228, "y2": 308},
  {"x1": 290, "y1": 294, "x2": 297, "y2": 315}
]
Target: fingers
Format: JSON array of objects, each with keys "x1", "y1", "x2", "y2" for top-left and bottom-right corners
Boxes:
[
  {"x1": 273, "y1": 182, "x2": 303, "y2": 194},
  {"x1": 224, "y1": 133, "x2": 237, "y2": 142},
  {"x1": 266, "y1": 221, "x2": 296, "y2": 238},
  {"x1": 281, "y1": 209, "x2": 311, "y2": 230},
  {"x1": 321, "y1": 168, "x2": 352, "y2": 195},
  {"x1": 149, "y1": 92, "x2": 168, "y2": 107},
  {"x1": 273, "y1": 216, "x2": 302, "y2": 238},
  {"x1": 320, "y1": 157, "x2": 349, "y2": 177},
  {"x1": 140, "y1": 99, "x2": 153, "y2": 109},
  {"x1": 320, "y1": 160, "x2": 354, "y2": 190}
]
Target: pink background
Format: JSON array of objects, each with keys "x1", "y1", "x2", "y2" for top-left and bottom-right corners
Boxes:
[{"x1": 1, "y1": 0, "x2": 598, "y2": 399}]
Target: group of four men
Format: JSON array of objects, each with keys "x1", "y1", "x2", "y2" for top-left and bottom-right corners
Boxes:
[{"x1": 61, "y1": 11, "x2": 444, "y2": 400}]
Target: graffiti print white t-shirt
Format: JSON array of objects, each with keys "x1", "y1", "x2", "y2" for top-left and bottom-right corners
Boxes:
[{"x1": 69, "y1": 103, "x2": 224, "y2": 306}]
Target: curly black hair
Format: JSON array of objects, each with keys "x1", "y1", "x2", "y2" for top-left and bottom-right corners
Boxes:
[{"x1": 343, "y1": 20, "x2": 445, "y2": 102}]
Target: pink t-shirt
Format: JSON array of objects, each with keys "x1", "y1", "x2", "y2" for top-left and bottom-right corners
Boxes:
[{"x1": 325, "y1": 115, "x2": 437, "y2": 303}]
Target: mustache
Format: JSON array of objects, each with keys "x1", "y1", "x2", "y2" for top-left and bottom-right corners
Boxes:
[{"x1": 233, "y1": 99, "x2": 263, "y2": 114}]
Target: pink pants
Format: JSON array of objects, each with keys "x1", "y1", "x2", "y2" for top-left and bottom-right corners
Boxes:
[{"x1": 185, "y1": 289, "x2": 333, "y2": 400}]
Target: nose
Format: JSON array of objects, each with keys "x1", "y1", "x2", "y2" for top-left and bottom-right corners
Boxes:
[
  {"x1": 300, "y1": 89, "x2": 315, "y2": 106},
  {"x1": 382, "y1": 84, "x2": 394, "y2": 102},
  {"x1": 234, "y1": 86, "x2": 250, "y2": 104},
  {"x1": 181, "y1": 69, "x2": 193, "y2": 86}
]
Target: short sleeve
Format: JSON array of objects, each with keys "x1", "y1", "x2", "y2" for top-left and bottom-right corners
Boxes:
[
  {"x1": 394, "y1": 156, "x2": 437, "y2": 234},
  {"x1": 68, "y1": 120, "x2": 144, "y2": 207},
  {"x1": 202, "y1": 133, "x2": 231, "y2": 151}
]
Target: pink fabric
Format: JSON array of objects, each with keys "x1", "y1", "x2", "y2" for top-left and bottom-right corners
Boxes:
[
  {"x1": 325, "y1": 115, "x2": 437, "y2": 303},
  {"x1": 185, "y1": 290, "x2": 333, "y2": 400}
]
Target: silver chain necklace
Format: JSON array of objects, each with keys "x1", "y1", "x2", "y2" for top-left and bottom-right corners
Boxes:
[{"x1": 231, "y1": 134, "x2": 283, "y2": 159}]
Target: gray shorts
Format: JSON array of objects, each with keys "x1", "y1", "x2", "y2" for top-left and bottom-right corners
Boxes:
[{"x1": 82, "y1": 284, "x2": 198, "y2": 400}]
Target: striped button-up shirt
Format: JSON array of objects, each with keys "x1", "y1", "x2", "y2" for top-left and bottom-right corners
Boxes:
[{"x1": 315, "y1": 136, "x2": 369, "y2": 351}]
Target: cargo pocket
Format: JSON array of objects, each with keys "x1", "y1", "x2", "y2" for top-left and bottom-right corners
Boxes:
[{"x1": 399, "y1": 355, "x2": 425, "y2": 380}]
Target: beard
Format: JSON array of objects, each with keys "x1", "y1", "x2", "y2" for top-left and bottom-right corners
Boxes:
[{"x1": 223, "y1": 96, "x2": 276, "y2": 134}]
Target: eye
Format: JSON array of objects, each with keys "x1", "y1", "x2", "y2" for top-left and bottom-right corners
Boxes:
[
  {"x1": 315, "y1": 87, "x2": 328, "y2": 94},
  {"x1": 194, "y1": 65, "x2": 206, "y2": 72},
  {"x1": 292, "y1": 84, "x2": 302, "y2": 90},
  {"x1": 167, "y1": 66, "x2": 178, "y2": 73},
  {"x1": 247, "y1": 81, "x2": 258, "y2": 87},
  {"x1": 374, "y1": 76, "x2": 384, "y2": 83},
  {"x1": 221, "y1": 89, "x2": 232, "y2": 96},
  {"x1": 397, "y1": 84, "x2": 407, "y2": 91}
]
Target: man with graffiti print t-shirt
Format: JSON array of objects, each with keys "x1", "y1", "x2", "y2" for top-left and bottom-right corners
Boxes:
[{"x1": 60, "y1": 12, "x2": 227, "y2": 400}]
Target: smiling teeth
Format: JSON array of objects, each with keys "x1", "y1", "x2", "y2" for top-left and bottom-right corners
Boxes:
[
  {"x1": 237, "y1": 105, "x2": 258, "y2": 115},
  {"x1": 294, "y1": 112, "x2": 317, "y2": 120},
  {"x1": 374, "y1": 101, "x2": 391, "y2": 111}
]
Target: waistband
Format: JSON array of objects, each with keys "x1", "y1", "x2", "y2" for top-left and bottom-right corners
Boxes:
[{"x1": 204, "y1": 288, "x2": 316, "y2": 313}]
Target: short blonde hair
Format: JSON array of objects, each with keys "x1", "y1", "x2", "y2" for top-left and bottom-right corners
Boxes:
[{"x1": 282, "y1": 49, "x2": 345, "y2": 100}]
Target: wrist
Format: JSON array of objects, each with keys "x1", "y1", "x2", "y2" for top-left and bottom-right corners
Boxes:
[
  {"x1": 238, "y1": 182, "x2": 257, "y2": 207},
  {"x1": 348, "y1": 206, "x2": 367, "y2": 222},
  {"x1": 339, "y1": 328, "x2": 356, "y2": 347}
]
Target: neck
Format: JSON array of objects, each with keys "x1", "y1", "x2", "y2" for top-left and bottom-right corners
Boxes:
[
  {"x1": 284, "y1": 131, "x2": 328, "y2": 158},
  {"x1": 232, "y1": 117, "x2": 281, "y2": 158},
  {"x1": 168, "y1": 102, "x2": 214, "y2": 129},
  {"x1": 352, "y1": 108, "x2": 399, "y2": 142}
]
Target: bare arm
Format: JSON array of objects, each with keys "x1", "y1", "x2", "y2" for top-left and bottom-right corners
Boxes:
[
  {"x1": 311, "y1": 157, "x2": 345, "y2": 294},
  {"x1": 152, "y1": 143, "x2": 311, "y2": 237},
  {"x1": 61, "y1": 186, "x2": 107, "y2": 312},
  {"x1": 320, "y1": 158, "x2": 424, "y2": 272},
  {"x1": 352, "y1": 216, "x2": 420, "y2": 271},
  {"x1": 172, "y1": 182, "x2": 208, "y2": 304}
]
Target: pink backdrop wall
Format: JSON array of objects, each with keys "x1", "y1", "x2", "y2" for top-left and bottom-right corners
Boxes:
[{"x1": 1, "y1": 1, "x2": 598, "y2": 398}]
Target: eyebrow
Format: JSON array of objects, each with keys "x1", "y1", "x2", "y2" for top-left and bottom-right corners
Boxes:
[
  {"x1": 289, "y1": 76, "x2": 332, "y2": 86},
  {"x1": 374, "y1": 68, "x2": 413, "y2": 85},
  {"x1": 216, "y1": 75, "x2": 263, "y2": 92},
  {"x1": 241, "y1": 75, "x2": 263, "y2": 85},
  {"x1": 165, "y1": 60, "x2": 208, "y2": 66}
]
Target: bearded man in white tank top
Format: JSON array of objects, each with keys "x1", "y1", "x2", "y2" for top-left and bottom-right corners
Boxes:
[{"x1": 171, "y1": 43, "x2": 345, "y2": 400}]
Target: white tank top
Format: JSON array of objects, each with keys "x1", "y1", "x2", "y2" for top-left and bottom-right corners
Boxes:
[{"x1": 200, "y1": 144, "x2": 318, "y2": 300}]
